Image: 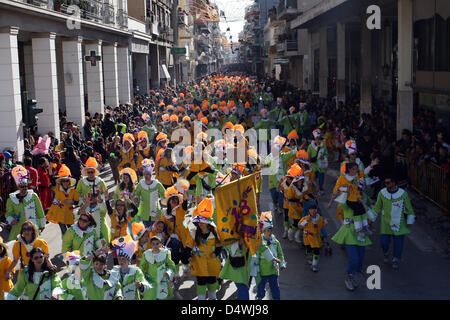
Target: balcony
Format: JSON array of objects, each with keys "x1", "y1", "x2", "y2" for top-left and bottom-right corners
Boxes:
[
  {"x1": 83, "y1": 0, "x2": 103, "y2": 22},
  {"x1": 146, "y1": 20, "x2": 159, "y2": 35},
  {"x1": 276, "y1": 42, "x2": 286, "y2": 52},
  {"x1": 102, "y1": 3, "x2": 114, "y2": 25},
  {"x1": 28, "y1": 0, "x2": 48, "y2": 7},
  {"x1": 277, "y1": 0, "x2": 298, "y2": 21},
  {"x1": 117, "y1": 9, "x2": 128, "y2": 29}
]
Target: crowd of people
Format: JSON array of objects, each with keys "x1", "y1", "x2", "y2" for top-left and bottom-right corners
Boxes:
[{"x1": 0, "y1": 72, "x2": 448, "y2": 300}]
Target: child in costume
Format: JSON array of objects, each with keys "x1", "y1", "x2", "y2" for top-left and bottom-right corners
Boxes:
[
  {"x1": 111, "y1": 235, "x2": 152, "y2": 300},
  {"x1": 79, "y1": 188, "x2": 110, "y2": 245},
  {"x1": 135, "y1": 130, "x2": 153, "y2": 176},
  {"x1": 130, "y1": 222, "x2": 151, "y2": 267},
  {"x1": 117, "y1": 133, "x2": 137, "y2": 172},
  {"x1": 285, "y1": 164, "x2": 309, "y2": 244},
  {"x1": 328, "y1": 162, "x2": 370, "y2": 242},
  {"x1": 6, "y1": 166, "x2": 45, "y2": 241},
  {"x1": 140, "y1": 236, "x2": 176, "y2": 300},
  {"x1": 76, "y1": 157, "x2": 108, "y2": 206},
  {"x1": 79, "y1": 247, "x2": 123, "y2": 300},
  {"x1": 133, "y1": 159, "x2": 166, "y2": 228},
  {"x1": 6, "y1": 247, "x2": 63, "y2": 300},
  {"x1": 298, "y1": 204, "x2": 328, "y2": 272},
  {"x1": 307, "y1": 129, "x2": 328, "y2": 195},
  {"x1": 255, "y1": 212, "x2": 286, "y2": 300},
  {"x1": 60, "y1": 251, "x2": 86, "y2": 300},
  {"x1": 0, "y1": 236, "x2": 14, "y2": 300},
  {"x1": 113, "y1": 168, "x2": 137, "y2": 202},
  {"x1": 46, "y1": 165, "x2": 79, "y2": 237},
  {"x1": 184, "y1": 198, "x2": 222, "y2": 300},
  {"x1": 62, "y1": 212, "x2": 103, "y2": 258},
  {"x1": 161, "y1": 182, "x2": 192, "y2": 278},
  {"x1": 279, "y1": 168, "x2": 294, "y2": 239}
]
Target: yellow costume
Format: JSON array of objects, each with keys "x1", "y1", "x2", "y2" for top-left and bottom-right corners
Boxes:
[
  {"x1": 286, "y1": 184, "x2": 309, "y2": 220},
  {"x1": 298, "y1": 215, "x2": 326, "y2": 248},
  {"x1": 46, "y1": 184, "x2": 79, "y2": 225},
  {"x1": 0, "y1": 239, "x2": 14, "y2": 300},
  {"x1": 12, "y1": 238, "x2": 49, "y2": 268}
]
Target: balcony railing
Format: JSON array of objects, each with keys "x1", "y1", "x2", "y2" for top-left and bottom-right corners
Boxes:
[
  {"x1": 117, "y1": 9, "x2": 128, "y2": 29},
  {"x1": 84, "y1": 0, "x2": 103, "y2": 22},
  {"x1": 276, "y1": 42, "x2": 285, "y2": 52},
  {"x1": 286, "y1": 40, "x2": 297, "y2": 51},
  {"x1": 102, "y1": 3, "x2": 114, "y2": 25},
  {"x1": 28, "y1": 0, "x2": 48, "y2": 7}
]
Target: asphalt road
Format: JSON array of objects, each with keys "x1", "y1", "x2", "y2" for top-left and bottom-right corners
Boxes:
[{"x1": 4, "y1": 162, "x2": 450, "y2": 300}]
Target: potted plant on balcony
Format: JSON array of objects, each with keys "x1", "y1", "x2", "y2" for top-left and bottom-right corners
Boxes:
[
  {"x1": 78, "y1": 0, "x2": 87, "y2": 18},
  {"x1": 54, "y1": 0, "x2": 67, "y2": 12}
]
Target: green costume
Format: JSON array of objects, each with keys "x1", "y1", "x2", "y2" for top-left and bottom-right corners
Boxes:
[
  {"x1": 307, "y1": 141, "x2": 328, "y2": 173},
  {"x1": 60, "y1": 273, "x2": 85, "y2": 300},
  {"x1": 84, "y1": 202, "x2": 110, "y2": 244},
  {"x1": 331, "y1": 203, "x2": 372, "y2": 246},
  {"x1": 113, "y1": 265, "x2": 152, "y2": 300},
  {"x1": 5, "y1": 190, "x2": 45, "y2": 241},
  {"x1": 142, "y1": 124, "x2": 157, "y2": 142},
  {"x1": 76, "y1": 177, "x2": 107, "y2": 204},
  {"x1": 256, "y1": 235, "x2": 286, "y2": 278},
  {"x1": 62, "y1": 223, "x2": 102, "y2": 257},
  {"x1": 370, "y1": 188, "x2": 415, "y2": 235},
  {"x1": 80, "y1": 257, "x2": 123, "y2": 300},
  {"x1": 140, "y1": 248, "x2": 176, "y2": 300},
  {"x1": 219, "y1": 242, "x2": 251, "y2": 285},
  {"x1": 133, "y1": 179, "x2": 166, "y2": 223},
  {"x1": 6, "y1": 268, "x2": 63, "y2": 300}
]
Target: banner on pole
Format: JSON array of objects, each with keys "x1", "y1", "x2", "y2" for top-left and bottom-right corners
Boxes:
[{"x1": 215, "y1": 173, "x2": 261, "y2": 255}]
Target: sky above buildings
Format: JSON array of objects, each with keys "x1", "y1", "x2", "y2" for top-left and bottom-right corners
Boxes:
[{"x1": 213, "y1": 0, "x2": 254, "y2": 41}]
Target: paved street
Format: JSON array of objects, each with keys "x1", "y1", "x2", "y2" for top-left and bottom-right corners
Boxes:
[{"x1": 4, "y1": 162, "x2": 449, "y2": 300}]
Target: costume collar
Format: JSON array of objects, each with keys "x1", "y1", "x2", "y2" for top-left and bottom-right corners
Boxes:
[
  {"x1": 72, "y1": 223, "x2": 95, "y2": 239},
  {"x1": 139, "y1": 179, "x2": 157, "y2": 191},
  {"x1": 380, "y1": 187, "x2": 405, "y2": 200},
  {"x1": 144, "y1": 248, "x2": 168, "y2": 264},
  {"x1": 81, "y1": 176, "x2": 101, "y2": 187},
  {"x1": 10, "y1": 190, "x2": 34, "y2": 205},
  {"x1": 344, "y1": 173, "x2": 358, "y2": 182}
]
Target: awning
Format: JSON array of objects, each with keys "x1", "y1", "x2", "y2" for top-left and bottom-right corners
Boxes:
[{"x1": 160, "y1": 64, "x2": 171, "y2": 80}]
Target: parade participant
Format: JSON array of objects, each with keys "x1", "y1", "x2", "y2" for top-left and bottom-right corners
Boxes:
[
  {"x1": 135, "y1": 131, "x2": 153, "y2": 176},
  {"x1": 297, "y1": 102, "x2": 309, "y2": 136},
  {"x1": 111, "y1": 235, "x2": 151, "y2": 300},
  {"x1": 298, "y1": 204, "x2": 328, "y2": 272},
  {"x1": 155, "y1": 148, "x2": 180, "y2": 189},
  {"x1": 107, "y1": 198, "x2": 138, "y2": 253},
  {"x1": 307, "y1": 129, "x2": 328, "y2": 195},
  {"x1": 76, "y1": 157, "x2": 108, "y2": 205},
  {"x1": 113, "y1": 168, "x2": 137, "y2": 202},
  {"x1": 279, "y1": 107, "x2": 298, "y2": 137},
  {"x1": 62, "y1": 212, "x2": 103, "y2": 258},
  {"x1": 328, "y1": 162, "x2": 370, "y2": 242},
  {"x1": 279, "y1": 167, "x2": 295, "y2": 239},
  {"x1": 161, "y1": 183, "x2": 192, "y2": 278},
  {"x1": 24, "y1": 157, "x2": 38, "y2": 194},
  {"x1": 295, "y1": 149, "x2": 318, "y2": 195},
  {"x1": 254, "y1": 109, "x2": 275, "y2": 152},
  {"x1": 130, "y1": 222, "x2": 151, "y2": 267},
  {"x1": 6, "y1": 166, "x2": 46, "y2": 241},
  {"x1": 245, "y1": 147, "x2": 262, "y2": 207},
  {"x1": 184, "y1": 198, "x2": 222, "y2": 300},
  {"x1": 117, "y1": 133, "x2": 137, "y2": 172},
  {"x1": 286, "y1": 164, "x2": 309, "y2": 244},
  {"x1": 78, "y1": 188, "x2": 110, "y2": 245},
  {"x1": 60, "y1": 251, "x2": 85, "y2": 300},
  {"x1": 79, "y1": 247, "x2": 123, "y2": 300},
  {"x1": 255, "y1": 211, "x2": 286, "y2": 300},
  {"x1": 140, "y1": 236, "x2": 177, "y2": 300},
  {"x1": 141, "y1": 114, "x2": 157, "y2": 143},
  {"x1": 149, "y1": 220, "x2": 169, "y2": 245},
  {"x1": 263, "y1": 136, "x2": 287, "y2": 214},
  {"x1": 6, "y1": 247, "x2": 63, "y2": 300},
  {"x1": 107, "y1": 136, "x2": 122, "y2": 185},
  {"x1": 0, "y1": 236, "x2": 14, "y2": 299},
  {"x1": 46, "y1": 165, "x2": 79, "y2": 236},
  {"x1": 370, "y1": 173, "x2": 415, "y2": 269},
  {"x1": 36, "y1": 157, "x2": 52, "y2": 211},
  {"x1": 133, "y1": 159, "x2": 166, "y2": 228},
  {"x1": 155, "y1": 132, "x2": 168, "y2": 158}
]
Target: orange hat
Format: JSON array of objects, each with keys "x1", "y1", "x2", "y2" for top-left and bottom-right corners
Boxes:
[
  {"x1": 56, "y1": 164, "x2": 76, "y2": 186},
  {"x1": 179, "y1": 93, "x2": 184, "y2": 97},
  {"x1": 289, "y1": 106, "x2": 296, "y2": 114},
  {"x1": 202, "y1": 105, "x2": 209, "y2": 111},
  {"x1": 219, "y1": 106, "x2": 227, "y2": 113},
  {"x1": 211, "y1": 104, "x2": 218, "y2": 109},
  {"x1": 177, "y1": 106, "x2": 186, "y2": 113},
  {"x1": 131, "y1": 222, "x2": 148, "y2": 240},
  {"x1": 222, "y1": 122, "x2": 234, "y2": 133},
  {"x1": 138, "y1": 131, "x2": 148, "y2": 142},
  {"x1": 162, "y1": 186, "x2": 184, "y2": 206},
  {"x1": 197, "y1": 132, "x2": 208, "y2": 141},
  {"x1": 82, "y1": 157, "x2": 99, "y2": 176},
  {"x1": 156, "y1": 132, "x2": 168, "y2": 142},
  {"x1": 244, "y1": 102, "x2": 250, "y2": 108},
  {"x1": 183, "y1": 116, "x2": 191, "y2": 122},
  {"x1": 202, "y1": 100, "x2": 209, "y2": 107},
  {"x1": 272, "y1": 135, "x2": 287, "y2": 148},
  {"x1": 169, "y1": 114, "x2": 178, "y2": 122},
  {"x1": 197, "y1": 111, "x2": 204, "y2": 120},
  {"x1": 233, "y1": 124, "x2": 245, "y2": 134},
  {"x1": 296, "y1": 149, "x2": 309, "y2": 160},
  {"x1": 220, "y1": 101, "x2": 227, "y2": 107},
  {"x1": 167, "y1": 104, "x2": 174, "y2": 110},
  {"x1": 123, "y1": 133, "x2": 135, "y2": 143},
  {"x1": 119, "y1": 168, "x2": 137, "y2": 184},
  {"x1": 200, "y1": 117, "x2": 208, "y2": 126},
  {"x1": 287, "y1": 130, "x2": 299, "y2": 141},
  {"x1": 287, "y1": 163, "x2": 303, "y2": 177},
  {"x1": 192, "y1": 197, "x2": 215, "y2": 225},
  {"x1": 340, "y1": 162, "x2": 347, "y2": 174},
  {"x1": 159, "y1": 101, "x2": 165, "y2": 107},
  {"x1": 247, "y1": 147, "x2": 258, "y2": 160}
]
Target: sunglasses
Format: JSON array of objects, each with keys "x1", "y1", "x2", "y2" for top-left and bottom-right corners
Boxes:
[
  {"x1": 33, "y1": 255, "x2": 44, "y2": 261},
  {"x1": 79, "y1": 218, "x2": 90, "y2": 223},
  {"x1": 60, "y1": 180, "x2": 70, "y2": 183},
  {"x1": 22, "y1": 227, "x2": 33, "y2": 232},
  {"x1": 87, "y1": 171, "x2": 95, "y2": 174}
]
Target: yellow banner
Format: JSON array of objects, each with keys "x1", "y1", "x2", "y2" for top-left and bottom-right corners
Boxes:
[{"x1": 215, "y1": 173, "x2": 262, "y2": 255}]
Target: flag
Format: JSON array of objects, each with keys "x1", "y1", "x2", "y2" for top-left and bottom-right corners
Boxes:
[{"x1": 215, "y1": 173, "x2": 261, "y2": 255}]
